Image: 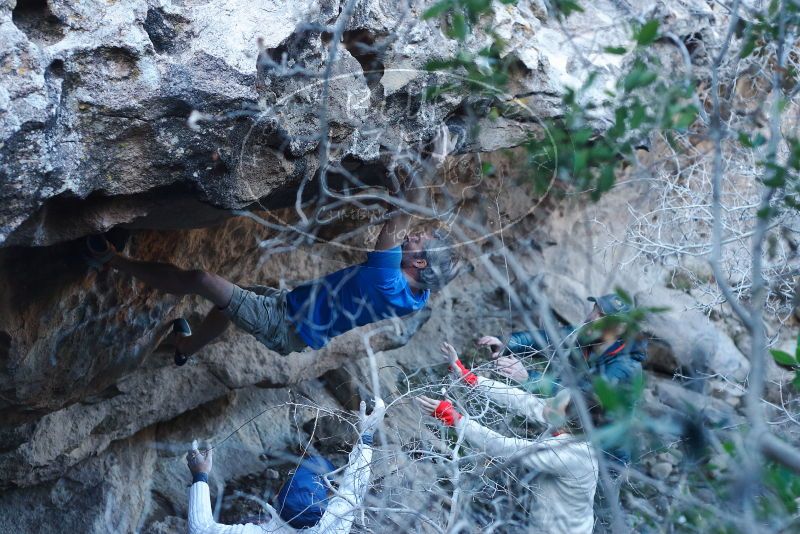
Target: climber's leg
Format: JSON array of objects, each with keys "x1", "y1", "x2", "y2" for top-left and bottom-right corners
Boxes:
[
  {"x1": 222, "y1": 285, "x2": 308, "y2": 355},
  {"x1": 109, "y1": 254, "x2": 235, "y2": 308},
  {"x1": 176, "y1": 307, "x2": 232, "y2": 356}
]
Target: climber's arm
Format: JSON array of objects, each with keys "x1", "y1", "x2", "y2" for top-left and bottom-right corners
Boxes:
[
  {"x1": 474, "y1": 376, "x2": 548, "y2": 424},
  {"x1": 375, "y1": 126, "x2": 451, "y2": 250},
  {"x1": 306, "y1": 441, "x2": 373, "y2": 534},
  {"x1": 186, "y1": 447, "x2": 270, "y2": 534},
  {"x1": 188, "y1": 480, "x2": 269, "y2": 534},
  {"x1": 307, "y1": 398, "x2": 384, "y2": 533}
]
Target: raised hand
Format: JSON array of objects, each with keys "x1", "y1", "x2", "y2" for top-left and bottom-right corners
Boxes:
[
  {"x1": 542, "y1": 389, "x2": 572, "y2": 428},
  {"x1": 358, "y1": 397, "x2": 386, "y2": 438},
  {"x1": 416, "y1": 395, "x2": 440, "y2": 414},
  {"x1": 187, "y1": 440, "x2": 213, "y2": 475},
  {"x1": 440, "y1": 341, "x2": 459, "y2": 366},
  {"x1": 440, "y1": 341, "x2": 477, "y2": 386},
  {"x1": 494, "y1": 355, "x2": 528, "y2": 384},
  {"x1": 477, "y1": 335, "x2": 504, "y2": 359},
  {"x1": 416, "y1": 395, "x2": 462, "y2": 427}
]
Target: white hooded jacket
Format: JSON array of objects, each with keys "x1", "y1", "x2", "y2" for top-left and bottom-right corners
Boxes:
[{"x1": 457, "y1": 377, "x2": 598, "y2": 534}]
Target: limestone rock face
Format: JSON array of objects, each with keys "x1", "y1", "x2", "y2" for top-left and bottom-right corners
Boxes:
[
  {"x1": 0, "y1": 1, "x2": 759, "y2": 532},
  {"x1": 0, "y1": 0, "x2": 712, "y2": 247}
]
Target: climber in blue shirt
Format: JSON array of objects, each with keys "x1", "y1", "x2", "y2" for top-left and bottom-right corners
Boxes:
[
  {"x1": 86, "y1": 126, "x2": 462, "y2": 363},
  {"x1": 287, "y1": 239, "x2": 432, "y2": 350}
]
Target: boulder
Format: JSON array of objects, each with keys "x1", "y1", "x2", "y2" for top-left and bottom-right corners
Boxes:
[{"x1": 636, "y1": 286, "x2": 750, "y2": 381}]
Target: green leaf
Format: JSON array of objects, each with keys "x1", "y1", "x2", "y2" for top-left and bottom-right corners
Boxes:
[
  {"x1": 424, "y1": 83, "x2": 459, "y2": 100},
  {"x1": 580, "y1": 71, "x2": 599, "y2": 91},
  {"x1": 740, "y1": 36, "x2": 757, "y2": 58},
  {"x1": 450, "y1": 11, "x2": 468, "y2": 40},
  {"x1": 623, "y1": 65, "x2": 657, "y2": 92},
  {"x1": 553, "y1": 0, "x2": 584, "y2": 17},
  {"x1": 593, "y1": 377, "x2": 621, "y2": 411},
  {"x1": 664, "y1": 130, "x2": 677, "y2": 149},
  {"x1": 615, "y1": 288, "x2": 633, "y2": 304},
  {"x1": 425, "y1": 58, "x2": 455, "y2": 71},
  {"x1": 573, "y1": 149, "x2": 589, "y2": 173},
  {"x1": 795, "y1": 332, "x2": 800, "y2": 361},
  {"x1": 592, "y1": 143, "x2": 615, "y2": 161},
  {"x1": 629, "y1": 103, "x2": 646, "y2": 129},
  {"x1": 422, "y1": 0, "x2": 452, "y2": 20},
  {"x1": 630, "y1": 372, "x2": 645, "y2": 398},
  {"x1": 614, "y1": 106, "x2": 628, "y2": 129},
  {"x1": 638, "y1": 71, "x2": 657, "y2": 88},
  {"x1": 571, "y1": 128, "x2": 593, "y2": 145},
  {"x1": 757, "y1": 206, "x2": 776, "y2": 219},
  {"x1": 739, "y1": 132, "x2": 754, "y2": 148},
  {"x1": 739, "y1": 132, "x2": 768, "y2": 149},
  {"x1": 771, "y1": 349, "x2": 797, "y2": 367},
  {"x1": 604, "y1": 46, "x2": 627, "y2": 55},
  {"x1": 636, "y1": 20, "x2": 660, "y2": 46},
  {"x1": 785, "y1": 195, "x2": 800, "y2": 210},
  {"x1": 465, "y1": 0, "x2": 493, "y2": 20},
  {"x1": 597, "y1": 165, "x2": 616, "y2": 194},
  {"x1": 763, "y1": 163, "x2": 787, "y2": 187},
  {"x1": 674, "y1": 106, "x2": 697, "y2": 130},
  {"x1": 793, "y1": 374, "x2": 800, "y2": 390}
]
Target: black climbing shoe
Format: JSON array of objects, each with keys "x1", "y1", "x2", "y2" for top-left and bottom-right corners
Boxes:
[
  {"x1": 84, "y1": 235, "x2": 114, "y2": 269},
  {"x1": 172, "y1": 318, "x2": 192, "y2": 366},
  {"x1": 172, "y1": 318, "x2": 192, "y2": 338}
]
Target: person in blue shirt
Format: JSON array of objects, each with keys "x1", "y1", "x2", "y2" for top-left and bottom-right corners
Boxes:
[
  {"x1": 477, "y1": 294, "x2": 648, "y2": 392},
  {"x1": 85, "y1": 127, "x2": 462, "y2": 363}
]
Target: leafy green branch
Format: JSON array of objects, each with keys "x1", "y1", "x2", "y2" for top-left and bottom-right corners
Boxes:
[
  {"x1": 770, "y1": 333, "x2": 800, "y2": 389},
  {"x1": 524, "y1": 19, "x2": 698, "y2": 199}
]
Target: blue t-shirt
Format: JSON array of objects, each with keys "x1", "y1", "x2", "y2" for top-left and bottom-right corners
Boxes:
[{"x1": 286, "y1": 247, "x2": 430, "y2": 349}]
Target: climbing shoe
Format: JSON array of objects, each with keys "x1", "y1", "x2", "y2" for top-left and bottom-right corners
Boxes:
[
  {"x1": 84, "y1": 235, "x2": 114, "y2": 269},
  {"x1": 172, "y1": 318, "x2": 192, "y2": 366}
]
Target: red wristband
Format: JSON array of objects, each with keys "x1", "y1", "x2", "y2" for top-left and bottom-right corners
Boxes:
[
  {"x1": 452, "y1": 359, "x2": 478, "y2": 387},
  {"x1": 433, "y1": 400, "x2": 462, "y2": 427}
]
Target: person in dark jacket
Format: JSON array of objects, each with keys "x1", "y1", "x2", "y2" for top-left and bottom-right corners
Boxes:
[{"x1": 477, "y1": 294, "x2": 648, "y2": 392}]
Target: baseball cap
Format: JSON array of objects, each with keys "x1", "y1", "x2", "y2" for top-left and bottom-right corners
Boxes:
[{"x1": 588, "y1": 294, "x2": 632, "y2": 315}]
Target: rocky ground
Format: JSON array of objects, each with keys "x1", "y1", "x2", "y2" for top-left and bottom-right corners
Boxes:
[{"x1": 1, "y1": 0, "x2": 796, "y2": 532}]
